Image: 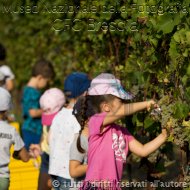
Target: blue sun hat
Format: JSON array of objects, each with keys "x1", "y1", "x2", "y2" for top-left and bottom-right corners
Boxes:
[{"x1": 64, "y1": 72, "x2": 91, "y2": 98}]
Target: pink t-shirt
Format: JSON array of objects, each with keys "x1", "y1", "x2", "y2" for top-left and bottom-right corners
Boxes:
[{"x1": 85, "y1": 112, "x2": 134, "y2": 185}]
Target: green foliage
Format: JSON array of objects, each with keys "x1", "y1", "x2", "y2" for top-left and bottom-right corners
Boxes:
[{"x1": 1, "y1": 0, "x2": 190, "y2": 185}]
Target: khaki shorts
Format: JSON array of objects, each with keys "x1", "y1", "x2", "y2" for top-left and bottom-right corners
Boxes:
[{"x1": 0, "y1": 177, "x2": 10, "y2": 190}]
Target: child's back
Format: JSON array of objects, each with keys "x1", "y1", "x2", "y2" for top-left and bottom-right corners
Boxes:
[
  {"x1": 49, "y1": 107, "x2": 81, "y2": 178},
  {"x1": 22, "y1": 86, "x2": 42, "y2": 136},
  {"x1": 0, "y1": 87, "x2": 29, "y2": 190},
  {"x1": 29, "y1": 88, "x2": 66, "y2": 190},
  {"x1": 49, "y1": 72, "x2": 91, "y2": 190},
  {"x1": 0, "y1": 121, "x2": 24, "y2": 177},
  {"x1": 21, "y1": 59, "x2": 55, "y2": 150}
]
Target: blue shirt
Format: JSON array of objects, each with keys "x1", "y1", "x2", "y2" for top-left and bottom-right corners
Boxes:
[{"x1": 22, "y1": 86, "x2": 42, "y2": 135}]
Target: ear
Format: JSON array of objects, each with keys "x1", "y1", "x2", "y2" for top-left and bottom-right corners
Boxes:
[
  {"x1": 101, "y1": 102, "x2": 111, "y2": 112},
  {"x1": 37, "y1": 75, "x2": 43, "y2": 80}
]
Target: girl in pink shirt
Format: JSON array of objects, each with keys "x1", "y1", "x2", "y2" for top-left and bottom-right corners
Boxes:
[{"x1": 75, "y1": 73, "x2": 168, "y2": 190}]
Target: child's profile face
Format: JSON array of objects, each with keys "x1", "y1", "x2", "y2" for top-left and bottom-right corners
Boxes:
[
  {"x1": 37, "y1": 76, "x2": 50, "y2": 89},
  {"x1": 109, "y1": 97, "x2": 123, "y2": 114}
]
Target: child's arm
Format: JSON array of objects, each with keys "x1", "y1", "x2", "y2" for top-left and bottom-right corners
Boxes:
[
  {"x1": 29, "y1": 144, "x2": 42, "y2": 158},
  {"x1": 129, "y1": 129, "x2": 167, "y2": 157},
  {"x1": 69, "y1": 160, "x2": 87, "y2": 178},
  {"x1": 103, "y1": 100, "x2": 155, "y2": 127},
  {"x1": 29, "y1": 109, "x2": 43, "y2": 118},
  {"x1": 13, "y1": 147, "x2": 30, "y2": 162}
]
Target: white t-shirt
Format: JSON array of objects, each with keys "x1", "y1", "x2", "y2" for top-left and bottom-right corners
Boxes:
[
  {"x1": 0, "y1": 120, "x2": 24, "y2": 178},
  {"x1": 49, "y1": 107, "x2": 80, "y2": 179}
]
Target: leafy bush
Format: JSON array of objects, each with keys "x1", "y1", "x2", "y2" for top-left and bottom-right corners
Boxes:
[{"x1": 1, "y1": 0, "x2": 190, "y2": 186}]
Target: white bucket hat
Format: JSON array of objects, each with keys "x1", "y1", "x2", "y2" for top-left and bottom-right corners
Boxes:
[{"x1": 88, "y1": 73, "x2": 134, "y2": 100}]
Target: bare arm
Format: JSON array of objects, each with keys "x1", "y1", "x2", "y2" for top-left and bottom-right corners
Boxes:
[
  {"x1": 69, "y1": 160, "x2": 87, "y2": 178},
  {"x1": 29, "y1": 144, "x2": 42, "y2": 158},
  {"x1": 103, "y1": 100, "x2": 155, "y2": 127},
  {"x1": 29, "y1": 109, "x2": 43, "y2": 118},
  {"x1": 129, "y1": 129, "x2": 167, "y2": 157},
  {"x1": 13, "y1": 147, "x2": 30, "y2": 162}
]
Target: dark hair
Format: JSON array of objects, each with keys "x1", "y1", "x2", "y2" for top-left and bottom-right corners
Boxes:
[
  {"x1": 0, "y1": 43, "x2": 6, "y2": 61},
  {"x1": 73, "y1": 94, "x2": 115, "y2": 153},
  {"x1": 32, "y1": 59, "x2": 55, "y2": 79},
  {"x1": 0, "y1": 111, "x2": 8, "y2": 120},
  {"x1": 0, "y1": 79, "x2": 5, "y2": 87}
]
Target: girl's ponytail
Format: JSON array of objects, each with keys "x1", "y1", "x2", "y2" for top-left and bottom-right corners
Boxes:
[{"x1": 73, "y1": 96, "x2": 88, "y2": 153}]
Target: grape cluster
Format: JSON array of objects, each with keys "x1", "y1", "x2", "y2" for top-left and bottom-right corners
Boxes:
[
  {"x1": 150, "y1": 95, "x2": 187, "y2": 147},
  {"x1": 147, "y1": 148, "x2": 165, "y2": 163},
  {"x1": 161, "y1": 103, "x2": 187, "y2": 146},
  {"x1": 147, "y1": 149, "x2": 160, "y2": 163}
]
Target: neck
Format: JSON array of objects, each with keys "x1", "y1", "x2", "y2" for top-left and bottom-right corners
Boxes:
[
  {"x1": 27, "y1": 77, "x2": 39, "y2": 89},
  {"x1": 82, "y1": 126, "x2": 88, "y2": 136},
  {"x1": 0, "y1": 112, "x2": 7, "y2": 121},
  {"x1": 67, "y1": 98, "x2": 76, "y2": 109}
]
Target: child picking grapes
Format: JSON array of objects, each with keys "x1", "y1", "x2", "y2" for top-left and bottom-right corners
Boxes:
[{"x1": 75, "y1": 73, "x2": 168, "y2": 189}]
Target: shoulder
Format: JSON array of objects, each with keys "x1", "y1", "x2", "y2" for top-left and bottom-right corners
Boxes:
[
  {"x1": 24, "y1": 86, "x2": 39, "y2": 93},
  {"x1": 0, "y1": 121, "x2": 16, "y2": 134},
  {"x1": 56, "y1": 107, "x2": 77, "y2": 119},
  {"x1": 23, "y1": 86, "x2": 40, "y2": 97},
  {"x1": 51, "y1": 107, "x2": 71, "y2": 123},
  {"x1": 89, "y1": 112, "x2": 107, "y2": 123},
  {"x1": 55, "y1": 107, "x2": 70, "y2": 117}
]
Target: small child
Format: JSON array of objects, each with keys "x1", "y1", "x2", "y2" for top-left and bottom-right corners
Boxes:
[
  {"x1": 69, "y1": 97, "x2": 92, "y2": 189},
  {"x1": 22, "y1": 59, "x2": 55, "y2": 150},
  {"x1": 0, "y1": 43, "x2": 15, "y2": 91},
  {"x1": 75, "y1": 73, "x2": 167, "y2": 190},
  {"x1": 49, "y1": 72, "x2": 91, "y2": 190},
  {"x1": 0, "y1": 87, "x2": 30, "y2": 190},
  {"x1": 30, "y1": 88, "x2": 66, "y2": 190}
]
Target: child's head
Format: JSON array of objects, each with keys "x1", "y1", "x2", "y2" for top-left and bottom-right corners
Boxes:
[
  {"x1": 87, "y1": 73, "x2": 133, "y2": 113},
  {"x1": 64, "y1": 72, "x2": 91, "y2": 102},
  {"x1": 32, "y1": 59, "x2": 55, "y2": 89},
  {"x1": 74, "y1": 73, "x2": 133, "y2": 124},
  {"x1": 40, "y1": 88, "x2": 65, "y2": 126},
  {"x1": 0, "y1": 87, "x2": 11, "y2": 120}
]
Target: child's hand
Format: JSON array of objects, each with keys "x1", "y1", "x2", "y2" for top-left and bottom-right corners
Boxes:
[
  {"x1": 146, "y1": 100, "x2": 157, "y2": 111},
  {"x1": 161, "y1": 129, "x2": 168, "y2": 140},
  {"x1": 29, "y1": 144, "x2": 42, "y2": 158},
  {"x1": 161, "y1": 119, "x2": 172, "y2": 140}
]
